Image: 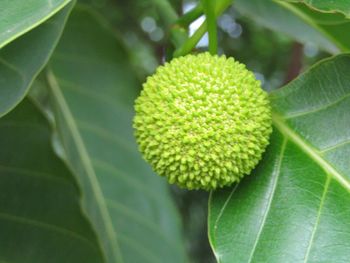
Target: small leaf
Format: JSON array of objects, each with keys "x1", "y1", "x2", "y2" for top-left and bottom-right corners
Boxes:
[
  {"x1": 0, "y1": 2, "x2": 73, "y2": 117},
  {"x1": 0, "y1": 99, "x2": 104, "y2": 263},
  {"x1": 209, "y1": 54, "x2": 350, "y2": 262},
  {"x1": 47, "y1": 4, "x2": 188, "y2": 263}
]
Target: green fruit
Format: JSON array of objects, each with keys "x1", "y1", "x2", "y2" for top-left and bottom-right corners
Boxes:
[{"x1": 133, "y1": 52, "x2": 272, "y2": 190}]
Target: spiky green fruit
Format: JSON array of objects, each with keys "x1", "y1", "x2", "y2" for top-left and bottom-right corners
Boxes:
[{"x1": 133, "y1": 52, "x2": 272, "y2": 190}]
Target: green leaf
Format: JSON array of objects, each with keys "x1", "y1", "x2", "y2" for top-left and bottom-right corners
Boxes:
[
  {"x1": 276, "y1": 1, "x2": 350, "y2": 52},
  {"x1": 0, "y1": 0, "x2": 71, "y2": 48},
  {"x1": 0, "y1": 2, "x2": 73, "y2": 118},
  {"x1": 47, "y1": 5, "x2": 188, "y2": 263},
  {"x1": 234, "y1": 0, "x2": 338, "y2": 53},
  {"x1": 0, "y1": 99, "x2": 104, "y2": 263},
  {"x1": 284, "y1": 0, "x2": 350, "y2": 18},
  {"x1": 209, "y1": 54, "x2": 350, "y2": 262}
]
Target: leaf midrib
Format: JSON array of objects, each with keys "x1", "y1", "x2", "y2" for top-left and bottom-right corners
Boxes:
[
  {"x1": 303, "y1": 175, "x2": 331, "y2": 262},
  {"x1": 0, "y1": 212, "x2": 97, "y2": 250},
  {"x1": 47, "y1": 70, "x2": 124, "y2": 263},
  {"x1": 272, "y1": 113, "x2": 350, "y2": 191},
  {"x1": 247, "y1": 137, "x2": 287, "y2": 263},
  {"x1": 274, "y1": 0, "x2": 348, "y2": 52}
]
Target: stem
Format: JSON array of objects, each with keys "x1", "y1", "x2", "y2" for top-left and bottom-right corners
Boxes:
[
  {"x1": 173, "y1": 21, "x2": 207, "y2": 57},
  {"x1": 168, "y1": 3, "x2": 203, "y2": 58},
  {"x1": 173, "y1": 0, "x2": 234, "y2": 57},
  {"x1": 176, "y1": 4, "x2": 203, "y2": 27},
  {"x1": 202, "y1": 0, "x2": 218, "y2": 54}
]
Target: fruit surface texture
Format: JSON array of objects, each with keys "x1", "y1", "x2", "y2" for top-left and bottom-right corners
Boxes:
[{"x1": 134, "y1": 53, "x2": 272, "y2": 190}]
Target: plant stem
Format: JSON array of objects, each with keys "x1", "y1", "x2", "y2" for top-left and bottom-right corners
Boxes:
[
  {"x1": 173, "y1": 21, "x2": 207, "y2": 57},
  {"x1": 176, "y1": 4, "x2": 203, "y2": 27},
  {"x1": 173, "y1": 0, "x2": 234, "y2": 57},
  {"x1": 202, "y1": 0, "x2": 218, "y2": 54}
]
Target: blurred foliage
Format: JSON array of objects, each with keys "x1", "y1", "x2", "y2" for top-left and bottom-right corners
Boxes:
[
  {"x1": 80, "y1": 0, "x2": 329, "y2": 88},
  {"x1": 172, "y1": 188, "x2": 214, "y2": 263}
]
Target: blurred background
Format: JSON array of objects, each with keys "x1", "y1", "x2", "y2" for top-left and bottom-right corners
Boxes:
[{"x1": 79, "y1": 0, "x2": 330, "y2": 262}]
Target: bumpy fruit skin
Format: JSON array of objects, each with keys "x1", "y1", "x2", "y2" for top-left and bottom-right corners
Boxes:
[{"x1": 133, "y1": 52, "x2": 272, "y2": 190}]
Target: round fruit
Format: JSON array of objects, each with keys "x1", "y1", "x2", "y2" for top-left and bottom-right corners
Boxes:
[{"x1": 133, "y1": 52, "x2": 272, "y2": 190}]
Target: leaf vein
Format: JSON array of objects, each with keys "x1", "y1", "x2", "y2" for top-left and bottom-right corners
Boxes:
[
  {"x1": 77, "y1": 120, "x2": 135, "y2": 154},
  {"x1": 320, "y1": 139, "x2": 350, "y2": 154},
  {"x1": 0, "y1": 164, "x2": 72, "y2": 186},
  {"x1": 105, "y1": 199, "x2": 179, "y2": 250},
  {"x1": 273, "y1": 114, "x2": 350, "y2": 191},
  {"x1": 92, "y1": 158, "x2": 161, "y2": 202},
  {"x1": 0, "y1": 57, "x2": 26, "y2": 82},
  {"x1": 0, "y1": 212, "x2": 97, "y2": 250},
  {"x1": 283, "y1": 92, "x2": 350, "y2": 120},
  {"x1": 117, "y1": 234, "x2": 163, "y2": 263},
  {"x1": 47, "y1": 70, "x2": 124, "y2": 262},
  {"x1": 303, "y1": 175, "x2": 331, "y2": 263},
  {"x1": 247, "y1": 137, "x2": 287, "y2": 263}
]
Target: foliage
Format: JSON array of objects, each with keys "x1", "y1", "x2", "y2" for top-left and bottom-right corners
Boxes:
[{"x1": 0, "y1": 0, "x2": 349, "y2": 262}]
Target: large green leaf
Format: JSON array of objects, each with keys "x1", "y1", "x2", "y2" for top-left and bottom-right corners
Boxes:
[
  {"x1": 47, "y1": 5, "x2": 187, "y2": 263},
  {"x1": 0, "y1": 99, "x2": 103, "y2": 263},
  {"x1": 235, "y1": 0, "x2": 350, "y2": 53},
  {"x1": 234, "y1": 0, "x2": 338, "y2": 53},
  {"x1": 0, "y1": 0, "x2": 71, "y2": 48},
  {"x1": 276, "y1": 1, "x2": 350, "y2": 52},
  {"x1": 0, "y1": 2, "x2": 73, "y2": 118},
  {"x1": 209, "y1": 54, "x2": 350, "y2": 262},
  {"x1": 284, "y1": 0, "x2": 350, "y2": 18}
]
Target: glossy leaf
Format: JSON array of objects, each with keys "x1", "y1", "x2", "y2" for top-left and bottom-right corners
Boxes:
[
  {"x1": 277, "y1": 1, "x2": 350, "y2": 52},
  {"x1": 0, "y1": 2, "x2": 73, "y2": 118},
  {"x1": 0, "y1": 0, "x2": 71, "y2": 48},
  {"x1": 47, "y1": 5, "x2": 187, "y2": 263},
  {"x1": 234, "y1": 0, "x2": 338, "y2": 53},
  {"x1": 209, "y1": 54, "x2": 350, "y2": 262},
  {"x1": 285, "y1": 0, "x2": 350, "y2": 18},
  {"x1": 0, "y1": 99, "x2": 103, "y2": 263},
  {"x1": 236, "y1": 0, "x2": 350, "y2": 53}
]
